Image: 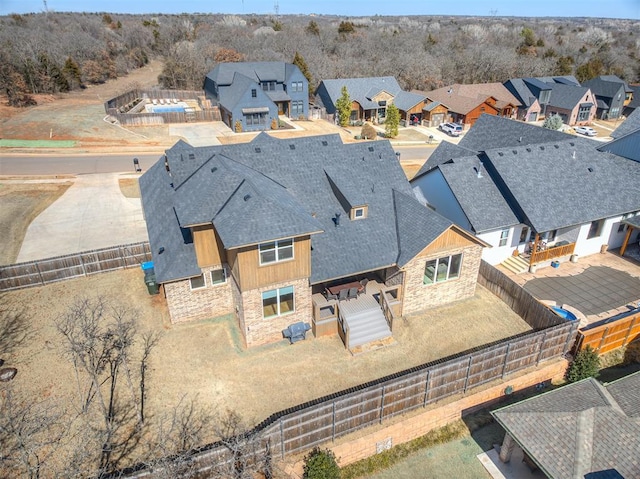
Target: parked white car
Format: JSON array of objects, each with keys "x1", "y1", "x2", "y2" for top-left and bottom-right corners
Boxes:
[
  {"x1": 439, "y1": 122, "x2": 463, "y2": 136},
  {"x1": 574, "y1": 126, "x2": 597, "y2": 136}
]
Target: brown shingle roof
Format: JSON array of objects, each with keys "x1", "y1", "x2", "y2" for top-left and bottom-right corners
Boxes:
[{"x1": 421, "y1": 83, "x2": 521, "y2": 115}]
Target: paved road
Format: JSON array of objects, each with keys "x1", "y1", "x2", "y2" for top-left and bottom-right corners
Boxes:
[
  {"x1": 0, "y1": 153, "x2": 162, "y2": 175},
  {"x1": 0, "y1": 146, "x2": 431, "y2": 176}
]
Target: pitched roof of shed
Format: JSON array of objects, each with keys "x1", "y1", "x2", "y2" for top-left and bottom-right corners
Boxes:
[
  {"x1": 492, "y1": 375, "x2": 640, "y2": 479},
  {"x1": 140, "y1": 134, "x2": 459, "y2": 284}
]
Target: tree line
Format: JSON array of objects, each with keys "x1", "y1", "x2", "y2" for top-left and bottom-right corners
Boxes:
[{"x1": 1, "y1": 12, "x2": 639, "y2": 106}]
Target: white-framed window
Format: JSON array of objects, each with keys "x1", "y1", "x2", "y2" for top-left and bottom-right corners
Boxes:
[
  {"x1": 291, "y1": 81, "x2": 303, "y2": 92},
  {"x1": 245, "y1": 112, "x2": 267, "y2": 125},
  {"x1": 291, "y1": 100, "x2": 304, "y2": 116},
  {"x1": 541, "y1": 230, "x2": 557, "y2": 242},
  {"x1": 189, "y1": 274, "x2": 206, "y2": 290},
  {"x1": 262, "y1": 286, "x2": 294, "y2": 318},
  {"x1": 259, "y1": 239, "x2": 294, "y2": 265},
  {"x1": 577, "y1": 105, "x2": 591, "y2": 121},
  {"x1": 499, "y1": 228, "x2": 510, "y2": 247},
  {"x1": 354, "y1": 208, "x2": 365, "y2": 219},
  {"x1": 210, "y1": 268, "x2": 227, "y2": 285},
  {"x1": 588, "y1": 220, "x2": 604, "y2": 239},
  {"x1": 423, "y1": 254, "x2": 462, "y2": 285}
]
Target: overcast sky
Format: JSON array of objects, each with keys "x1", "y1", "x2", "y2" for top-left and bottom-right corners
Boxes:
[{"x1": 1, "y1": 0, "x2": 639, "y2": 18}]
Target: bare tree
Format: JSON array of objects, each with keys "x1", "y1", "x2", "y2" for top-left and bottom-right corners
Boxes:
[{"x1": 56, "y1": 296, "x2": 158, "y2": 475}]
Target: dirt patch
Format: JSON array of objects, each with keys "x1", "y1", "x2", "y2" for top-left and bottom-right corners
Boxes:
[
  {"x1": 119, "y1": 177, "x2": 141, "y2": 198},
  {"x1": 400, "y1": 159, "x2": 427, "y2": 180},
  {"x1": 3, "y1": 269, "x2": 532, "y2": 436},
  {"x1": 0, "y1": 181, "x2": 72, "y2": 265}
]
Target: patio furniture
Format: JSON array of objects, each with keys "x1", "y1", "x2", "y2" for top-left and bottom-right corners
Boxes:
[
  {"x1": 338, "y1": 289, "x2": 348, "y2": 301},
  {"x1": 347, "y1": 287, "x2": 359, "y2": 300},
  {"x1": 327, "y1": 281, "x2": 365, "y2": 296},
  {"x1": 325, "y1": 289, "x2": 338, "y2": 301},
  {"x1": 359, "y1": 278, "x2": 369, "y2": 295}
]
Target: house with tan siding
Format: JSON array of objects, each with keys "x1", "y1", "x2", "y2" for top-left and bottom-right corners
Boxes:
[{"x1": 140, "y1": 134, "x2": 487, "y2": 351}]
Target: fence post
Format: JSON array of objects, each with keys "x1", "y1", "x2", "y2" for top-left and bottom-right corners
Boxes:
[
  {"x1": 501, "y1": 343, "x2": 512, "y2": 379},
  {"x1": 34, "y1": 261, "x2": 45, "y2": 286},
  {"x1": 463, "y1": 356, "x2": 473, "y2": 393},
  {"x1": 422, "y1": 369, "x2": 431, "y2": 407},
  {"x1": 598, "y1": 327, "x2": 609, "y2": 351},
  {"x1": 622, "y1": 316, "x2": 638, "y2": 347},
  {"x1": 332, "y1": 401, "x2": 336, "y2": 442},
  {"x1": 379, "y1": 385, "x2": 385, "y2": 424},
  {"x1": 80, "y1": 253, "x2": 87, "y2": 277},
  {"x1": 279, "y1": 418, "x2": 285, "y2": 459},
  {"x1": 535, "y1": 331, "x2": 547, "y2": 365}
]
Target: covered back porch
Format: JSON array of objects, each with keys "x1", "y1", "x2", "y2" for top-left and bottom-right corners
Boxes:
[{"x1": 311, "y1": 269, "x2": 404, "y2": 352}]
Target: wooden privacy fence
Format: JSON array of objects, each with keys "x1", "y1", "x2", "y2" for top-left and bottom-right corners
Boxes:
[
  {"x1": 575, "y1": 309, "x2": 640, "y2": 355},
  {"x1": 0, "y1": 242, "x2": 151, "y2": 291},
  {"x1": 112, "y1": 262, "x2": 578, "y2": 478}
]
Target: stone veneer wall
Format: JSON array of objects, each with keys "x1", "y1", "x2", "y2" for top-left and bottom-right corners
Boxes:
[
  {"x1": 402, "y1": 244, "x2": 483, "y2": 316},
  {"x1": 239, "y1": 277, "x2": 312, "y2": 348},
  {"x1": 164, "y1": 265, "x2": 234, "y2": 323}
]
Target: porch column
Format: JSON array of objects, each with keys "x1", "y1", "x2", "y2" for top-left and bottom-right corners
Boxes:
[
  {"x1": 620, "y1": 225, "x2": 634, "y2": 257},
  {"x1": 529, "y1": 233, "x2": 540, "y2": 266},
  {"x1": 499, "y1": 432, "x2": 516, "y2": 463}
]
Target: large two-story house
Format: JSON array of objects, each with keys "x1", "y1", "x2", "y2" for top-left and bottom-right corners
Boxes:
[
  {"x1": 204, "y1": 62, "x2": 309, "y2": 132},
  {"x1": 140, "y1": 134, "x2": 487, "y2": 351},
  {"x1": 582, "y1": 75, "x2": 634, "y2": 120},
  {"x1": 411, "y1": 115, "x2": 640, "y2": 271}
]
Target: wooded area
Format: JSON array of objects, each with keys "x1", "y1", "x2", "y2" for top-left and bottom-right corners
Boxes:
[{"x1": 1, "y1": 12, "x2": 639, "y2": 106}]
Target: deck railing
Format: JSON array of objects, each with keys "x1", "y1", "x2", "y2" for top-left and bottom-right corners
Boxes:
[{"x1": 529, "y1": 242, "x2": 576, "y2": 265}]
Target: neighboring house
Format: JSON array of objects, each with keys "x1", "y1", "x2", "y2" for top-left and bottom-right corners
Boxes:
[
  {"x1": 543, "y1": 82, "x2": 596, "y2": 126},
  {"x1": 623, "y1": 83, "x2": 640, "y2": 116},
  {"x1": 610, "y1": 107, "x2": 640, "y2": 140},
  {"x1": 139, "y1": 134, "x2": 487, "y2": 350},
  {"x1": 411, "y1": 115, "x2": 640, "y2": 268},
  {"x1": 492, "y1": 373, "x2": 640, "y2": 479},
  {"x1": 204, "y1": 62, "x2": 308, "y2": 132},
  {"x1": 503, "y1": 78, "x2": 546, "y2": 122},
  {"x1": 421, "y1": 99, "x2": 449, "y2": 127},
  {"x1": 315, "y1": 77, "x2": 403, "y2": 124},
  {"x1": 418, "y1": 83, "x2": 520, "y2": 127},
  {"x1": 582, "y1": 75, "x2": 634, "y2": 120},
  {"x1": 504, "y1": 76, "x2": 596, "y2": 125}
]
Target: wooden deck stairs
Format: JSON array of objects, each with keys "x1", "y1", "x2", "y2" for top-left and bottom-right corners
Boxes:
[
  {"x1": 501, "y1": 254, "x2": 530, "y2": 274},
  {"x1": 339, "y1": 295, "x2": 393, "y2": 353}
]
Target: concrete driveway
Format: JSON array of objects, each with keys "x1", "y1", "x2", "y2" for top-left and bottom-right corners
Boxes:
[
  {"x1": 169, "y1": 122, "x2": 231, "y2": 146},
  {"x1": 17, "y1": 173, "x2": 148, "y2": 262}
]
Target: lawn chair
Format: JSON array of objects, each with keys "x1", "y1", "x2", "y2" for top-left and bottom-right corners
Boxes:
[
  {"x1": 358, "y1": 278, "x2": 369, "y2": 295},
  {"x1": 338, "y1": 289, "x2": 348, "y2": 301},
  {"x1": 347, "y1": 287, "x2": 359, "y2": 300},
  {"x1": 325, "y1": 289, "x2": 338, "y2": 301}
]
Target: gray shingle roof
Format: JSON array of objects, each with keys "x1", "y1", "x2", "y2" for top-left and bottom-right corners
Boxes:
[
  {"x1": 583, "y1": 76, "x2": 631, "y2": 99},
  {"x1": 545, "y1": 82, "x2": 592, "y2": 111},
  {"x1": 458, "y1": 114, "x2": 570, "y2": 152},
  {"x1": 393, "y1": 90, "x2": 426, "y2": 111},
  {"x1": 393, "y1": 190, "x2": 453, "y2": 266},
  {"x1": 140, "y1": 134, "x2": 457, "y2": 284},
  {"x1": 316, "y1": 77, "x2": 402, "y2": 111},
  {"x1": 205, "y1": 62, "x2": 293, "y2": 86},
  {"x1": 537, "y1": 75, "x2": 580, "y2": 86},
  {"x1": 413, "y1": 141, "x2": 478, "y2": 179},
  {"x1": 503, "y1": 78, "x2": 540, "y2": 108},
  {"x1": 483, "y1": 139, "x2": 640, "y2": 232},
  {"x1": 217, "y1": 72, "x2": 264, "y2": 112},
  {"x1": 492, "y1": 376, "x2": 640, "y2": 479},
  {"x1": 606, "y1": 370, "x2": 640, "y2": 418},
  {"x1": 436, "y1": 156, "x2": 520, "y2": 233},
  {"x1": 611, "y1": 107, "x2": 640, "y2": 139}
]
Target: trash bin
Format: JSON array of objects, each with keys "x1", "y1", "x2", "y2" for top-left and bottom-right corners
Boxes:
[{"x1": 145, "y1": 277, "x2": 159, "y2": 295}]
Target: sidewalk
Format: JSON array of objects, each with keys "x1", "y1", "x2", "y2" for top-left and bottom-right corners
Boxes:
[{"x1": 17, "y1": 173, "x2": 148, "y2": 262}]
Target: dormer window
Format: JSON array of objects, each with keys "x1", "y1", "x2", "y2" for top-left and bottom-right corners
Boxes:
[
  {"x1": 351, "y1": 205, "x2": 368, "y2": 220},
  {"x1": 259, "y1": 238, "x2": 294, "y2": 265}
]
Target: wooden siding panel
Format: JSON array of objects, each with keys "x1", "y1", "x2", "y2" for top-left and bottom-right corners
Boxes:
[
  {"x1": 235, "y1": 237, "x2": 311, "y2": 292},
  {"x1": 192, "y1": 225, "x2": 226, "y2": 267},
  {"x1": 417, "y1": 228, "x2": 476, "y2": 258}
]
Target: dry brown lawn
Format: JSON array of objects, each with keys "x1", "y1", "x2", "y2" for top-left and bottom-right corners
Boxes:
[
  {"x1": 4, "y1": 268, "x2": 532, "y2": 433},
  {"x1": 118, "y1": 177, "x2": 141, "y2": 198},
  {"x1": 0, "y1": 181, "x2": 72, "y2": 265}
]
